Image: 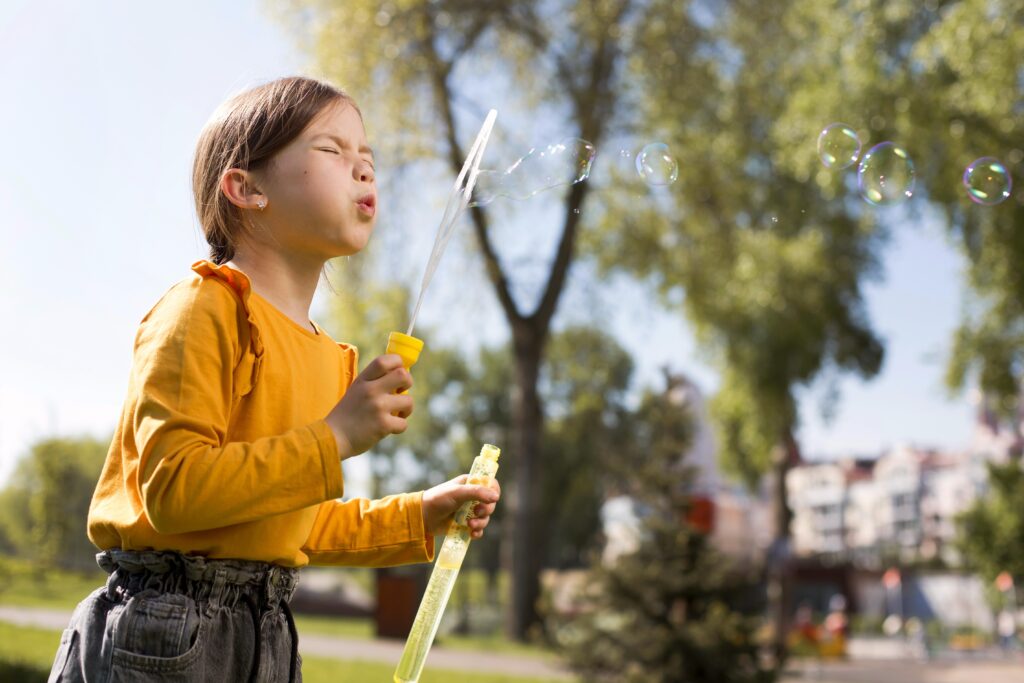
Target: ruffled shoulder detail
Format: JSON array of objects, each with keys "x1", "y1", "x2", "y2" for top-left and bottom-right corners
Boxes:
[
  {"x1": 191, "y1": 260, "x2": 264, "y2": 398},
  {"x1": 335, "y1": 341, "x2": 359, "y2": 390}
]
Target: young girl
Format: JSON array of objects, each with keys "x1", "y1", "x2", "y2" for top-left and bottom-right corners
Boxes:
[{"x1": 48, "y1": 76, "x2": 500, "y2": 682}]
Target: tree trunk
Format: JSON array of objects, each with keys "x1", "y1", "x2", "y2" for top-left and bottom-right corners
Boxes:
[
  {"x1": 506, "y1": 335, "x2": 545, "y2": 640},
  {"x1": 768, "y1": 428, "x2": 799, "y2": 669}
]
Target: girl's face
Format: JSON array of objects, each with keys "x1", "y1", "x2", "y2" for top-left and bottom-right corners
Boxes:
[{"x1": 253, "y1": 100, "x2": 377, "y2": 260}]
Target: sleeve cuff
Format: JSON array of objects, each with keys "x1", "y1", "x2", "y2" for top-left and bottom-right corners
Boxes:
[
  {"x1": 407, "y1": 490, "x2": 435, "y2": 562},
  {"x1": 310, "y1": 420, "x2": 344, "y2": 500}
]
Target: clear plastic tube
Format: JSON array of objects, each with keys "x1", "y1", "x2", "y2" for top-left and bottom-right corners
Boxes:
[{"x1": 393, "y1": 444, "x2": 501, "y2": 683}]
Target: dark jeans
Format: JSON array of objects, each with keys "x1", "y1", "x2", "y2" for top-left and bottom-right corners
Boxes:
[{"x1": 48, "y1": 549, "x2": 302, "y2": 682}]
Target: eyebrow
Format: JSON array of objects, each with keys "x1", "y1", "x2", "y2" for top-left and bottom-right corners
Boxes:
[{"x1": 314, "y1": 133, "x2": 374, "y2": 158}]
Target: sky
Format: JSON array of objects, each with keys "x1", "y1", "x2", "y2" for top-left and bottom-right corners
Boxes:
[{"x1": 0, "y1": 1, "x2": 977, "y2": 491}]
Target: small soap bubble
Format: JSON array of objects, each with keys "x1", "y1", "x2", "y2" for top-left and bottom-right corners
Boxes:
[
  {"x1": 857, "y1": 142, "x2": 915, "y2": 206},
  {"x1": 470, "y1": 138, "x2": 596, "y2": 207},
  {"x1": 636, "y1": 142, "x2": 679, "y2": 186},
  {"x1": 817, "y1": 123, "x2": 861, "y2": 169},
  {"x1": 962, "y1": 157, "x2": 1012, "y2": 206}
]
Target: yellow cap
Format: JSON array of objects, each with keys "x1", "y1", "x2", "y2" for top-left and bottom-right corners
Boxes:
[
  {"x1": 386, "y1": 332, "x2": 424, "y2": 370},
  {"x1": 480, "y1": 444, "x2": 501, "y2": 462}
]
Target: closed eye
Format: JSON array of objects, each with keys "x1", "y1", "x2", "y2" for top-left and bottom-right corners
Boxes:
[{"x1": 318, "y1": 147, "x2": 339, "y2": 154}]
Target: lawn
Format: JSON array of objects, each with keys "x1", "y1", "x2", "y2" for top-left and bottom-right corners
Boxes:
[
  {"x1": 294, "y1": 614, "x2": 559, "y2": 661},
  {"x1": 0, "y1": 556, "x2": 106, "y2": 610},
  {"x1": 0, "y1": 622, "x2": 569, "y2": 683}
]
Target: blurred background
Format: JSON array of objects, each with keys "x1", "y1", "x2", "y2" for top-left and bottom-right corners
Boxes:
[{"x1": 1, "y1": 0, "x2": 1023, "y2": 681}]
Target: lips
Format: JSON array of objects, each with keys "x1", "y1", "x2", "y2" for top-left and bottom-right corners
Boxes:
[{"x1": 356, "y1": 193, "x2": 376, "y2": 217}]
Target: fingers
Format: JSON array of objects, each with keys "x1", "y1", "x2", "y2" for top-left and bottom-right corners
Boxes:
[
  {"x1": 361, "y1": 354, "x2": 406, "y2": 382},
  {"x1": 468, "y1": 514, "x2": 490, "y2": 539},
  {"x1": 388, "y1": 394, "x2": 414, "y2": 420},
  {"x1": 466, "y1": 484, "x2": 499, "y2": 504},
  {"x1": 385, "y1": 412, "x2": 409, "y2": 435},
  {"x1": 379, "y1": 367, "x2": 413, "y2": 395}
]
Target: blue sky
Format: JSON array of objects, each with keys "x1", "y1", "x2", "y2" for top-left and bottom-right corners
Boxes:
[{"x1": 0, "y1": 1, "x2": 976, "y2": 488}]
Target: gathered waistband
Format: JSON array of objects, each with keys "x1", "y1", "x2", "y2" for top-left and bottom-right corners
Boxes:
[{"x1": 97, "y1": 549, "x2": 299, "y2": 610}]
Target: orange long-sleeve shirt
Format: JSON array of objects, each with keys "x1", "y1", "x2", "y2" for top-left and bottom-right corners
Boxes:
[{"x1": 87, "y1": 261, "x2": 434, "y2": 567}]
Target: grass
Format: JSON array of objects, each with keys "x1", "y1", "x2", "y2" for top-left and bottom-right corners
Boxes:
[
  {"x1": 0, "y1": 556, "x2": 106, "y2": 610},
  {"x1": 293, "y1": 614, "x2": 558, "y2": 660},
  {"x1": 0, "y1": 622, "x2": 568, "y2": 683}
]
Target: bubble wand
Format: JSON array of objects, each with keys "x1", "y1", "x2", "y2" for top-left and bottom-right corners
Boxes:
[
  {"x1": 393, "y1": 444, "x2": 501, "y2": 683},
  {"x1": 384, "y1": 109, "x2": 497, "y2": 394}
]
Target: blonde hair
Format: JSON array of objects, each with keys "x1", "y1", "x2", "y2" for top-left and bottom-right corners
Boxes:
[{"x1": 192, "y1": 76, "x2": 358, "y2": 264}]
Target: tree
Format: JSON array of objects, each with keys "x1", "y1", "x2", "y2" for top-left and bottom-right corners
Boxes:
[
  {"x1": 276, "y1": 0, "x2": 662, "y2": 638},
  {"x1": 555, "y1": 372, "x2": 774, "y2": 683},
  {"x1": 0, "y1": 436, "x2": 107, "y2": 570},
  {"x1": 956, "y1": 461, "x2": 1024, "y2": 607},
  {"x1": 587, "y1": 0, "x2": 889, "y2": 663}
]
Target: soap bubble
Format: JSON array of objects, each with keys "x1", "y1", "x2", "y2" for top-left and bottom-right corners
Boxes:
[
  {"x1": 817, "y1": 123, "x2": 861, "y2": 169},
  {"x1": 470, "y1": 138, "x2": 596, "y2": 207},
  {"x1": 857, "y1": 142, "x2": 915, "y2": 206},
  {"x1": 962, "y1": 157, "x2": 1012, "y2": 205},
  {"x1": 636, "y1": 142, "x2": 679, "y2": 186}
]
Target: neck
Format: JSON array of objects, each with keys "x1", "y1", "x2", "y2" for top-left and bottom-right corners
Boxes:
[{"x1": 227, "y1": 247, "x2": 323, "y2": 333}]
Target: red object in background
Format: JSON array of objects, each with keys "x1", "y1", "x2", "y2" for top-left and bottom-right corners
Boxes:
[
  {"x1": 686, "y1": 495, "x2": 715, "y2": 534},
  {"x1": 996, "y1": 571, "x2": 1014, "y2": 593},
  {"x1": 375, "y1": 569, "x2": 422, "y2": 639},
  {"x1": 882, "y1": 568, "x2": 901, "y2": 589}
]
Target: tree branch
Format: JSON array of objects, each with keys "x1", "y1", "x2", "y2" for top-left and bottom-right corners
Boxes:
[{"x1": 423, "y1": 24, "x2": 523, "y2": 325}]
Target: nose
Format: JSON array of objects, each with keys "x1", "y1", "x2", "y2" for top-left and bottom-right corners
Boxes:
[{"x1": 355, "y1": 160, "x2": 374, "y2": 184}]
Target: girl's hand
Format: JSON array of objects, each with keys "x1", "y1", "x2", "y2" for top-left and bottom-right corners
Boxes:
[
  {"x1": 325, "y1": 354, "x2": 413, "y2": 459},
  {"x1": 422, "y1": 475, "x2": 501, "y2": 540}
]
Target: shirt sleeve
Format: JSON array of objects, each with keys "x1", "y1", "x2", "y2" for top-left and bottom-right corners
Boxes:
[
  {"x1": 301, "y1": 492, "x2": 435, "y2": 566},
  {"x1": 133, "y1": 278, "x2": 344, "y2": 535}
]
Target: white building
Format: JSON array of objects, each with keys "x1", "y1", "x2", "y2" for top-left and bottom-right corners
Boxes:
[{"x1": 787, "y1": 394, "x2": 1019, "y2": 563}]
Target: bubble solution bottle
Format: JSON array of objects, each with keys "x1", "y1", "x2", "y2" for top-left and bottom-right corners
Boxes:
[{"x1": 393, "y1": 444, "x2": 501, "y2": 683}]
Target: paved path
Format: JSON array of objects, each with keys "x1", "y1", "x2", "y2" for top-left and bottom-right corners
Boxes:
[
  {"x1": 0, "y1": 605, "x2": 574, "y2": 680},
  {"x1": 782, "y1": 659, "x2": 1024, "y2": 683}
]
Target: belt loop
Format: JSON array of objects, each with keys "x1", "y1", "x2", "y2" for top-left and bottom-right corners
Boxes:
[
  {"x1": 263, "y1": 566, "x2": 279, "y2": 605},
  {"x1": 209, "y1": 567, "x2": 228, "y2": 608}
]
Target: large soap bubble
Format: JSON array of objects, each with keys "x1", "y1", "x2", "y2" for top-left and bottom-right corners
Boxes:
[
  {"x1": 817, "y1": 123, "x2": 862, "y2": 169},
  {"x1": 470, "y1": 138, "x2": 596, "y2": 207},
  {"x1": 962, "y1": 157, "x2": 1012, "y2": 206},
  {"x1": 635, "y1": 142, "x2": 679, "y2": 186},
  {"x1": 857, "y1": 142, "x2": 915, "y2": 206}
]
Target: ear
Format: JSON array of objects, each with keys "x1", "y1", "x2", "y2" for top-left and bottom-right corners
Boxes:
[{"x1": 220, "y1": 168, "x2": 267, "y2": 211}]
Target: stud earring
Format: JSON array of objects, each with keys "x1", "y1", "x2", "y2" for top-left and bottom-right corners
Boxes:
[{"x1": 257, "y1": 199, "x2": 267, "y2": 210}]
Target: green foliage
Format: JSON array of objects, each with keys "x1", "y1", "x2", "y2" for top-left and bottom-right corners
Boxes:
[
  {"x1": 587, "y1": 0, "x2": 888, "y2": 485},
  {"x1": 553, "y1": 375, "x2": 773, "y2": 683},
  {"x1": 0, "y1": 436, "x2": 107, "y2": 571},
  {"x1": 956, "y1": 461, "x2": 1024, "y2": 595},
  {"x1": 539, "y1": 326, "x2": 635, "y2": 567},
  {"x1": 768, "y1": 0, "x2": 1024, "y2": 417}
]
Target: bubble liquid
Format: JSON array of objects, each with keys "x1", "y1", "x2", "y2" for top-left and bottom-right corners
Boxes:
[
  {"x1": 469, "y1": 138, "x2": 595, "y2": 207},
  {"x1": 394, "y1": 444, "x2": 502, "y2": 683},
  {"x1": 817, "y1": 123, "x2": 862, "y2": 169},
  {"x1": 963, "y1": 156, "x2": 1012, "y2": 205},
  {"x1": 857, "y1": 142, "x2": 915, "y2": 206}
]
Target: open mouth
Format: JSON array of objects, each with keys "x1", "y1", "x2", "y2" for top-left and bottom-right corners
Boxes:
[{"x1": 356, "y1": 194, "x2": 376, "y2": 216}]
